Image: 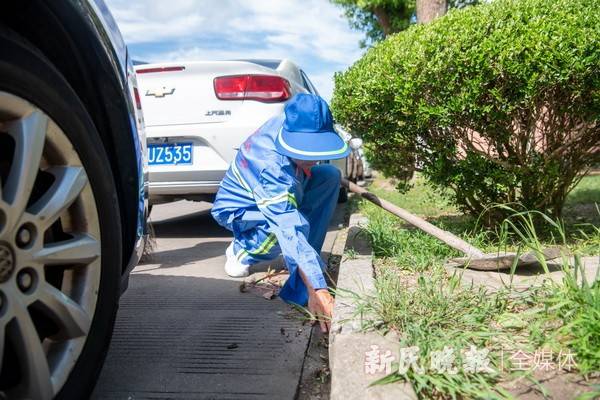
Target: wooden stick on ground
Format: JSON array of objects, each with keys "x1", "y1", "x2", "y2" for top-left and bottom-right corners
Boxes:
[{"x1": 341, "y1": 178, "x2": 485, "y2": 258}]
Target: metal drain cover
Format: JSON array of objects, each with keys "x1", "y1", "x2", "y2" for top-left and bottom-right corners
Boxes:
[{"x1": 92, "y1": 274, "x2": 310, "y2": 400}]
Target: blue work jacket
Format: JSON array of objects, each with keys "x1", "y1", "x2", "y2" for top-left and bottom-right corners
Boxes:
[{"x1": 211, "y1": 115, "x2": 327, "y2": 299}]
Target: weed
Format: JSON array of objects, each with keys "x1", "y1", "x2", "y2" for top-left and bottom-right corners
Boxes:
[
  {"x1": 350, "y1": 175, "x2": 600, "y2": 398},
  {"x1": 344, "y1": 248, "x2": 358, "y2": 260}
]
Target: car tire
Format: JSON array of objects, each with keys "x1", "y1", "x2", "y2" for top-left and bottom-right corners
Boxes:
[{"x1": 0, "y1": 27, "x2": 121, "y2": 399}]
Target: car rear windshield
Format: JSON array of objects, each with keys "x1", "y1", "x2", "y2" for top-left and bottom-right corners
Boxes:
[{"x1": 233, "y1": 59, "x2": 282, "y2": 70}]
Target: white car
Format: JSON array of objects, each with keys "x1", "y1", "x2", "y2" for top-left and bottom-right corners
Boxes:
[{"x1": 135, "y1": 59, "x2": 351, "y2": 206}]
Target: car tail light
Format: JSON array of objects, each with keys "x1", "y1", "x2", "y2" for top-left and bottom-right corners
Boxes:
[
  {"x1": 136, "y1": 66, "x2": 185, "y2": 74},
  {"x1": 214, "y1": 75, "x2": 291, "y2": 102}
]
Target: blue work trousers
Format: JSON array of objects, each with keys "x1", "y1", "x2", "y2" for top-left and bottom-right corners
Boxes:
[{"x1": 230, "y1": 164, "x2": 340, "y2": 305}]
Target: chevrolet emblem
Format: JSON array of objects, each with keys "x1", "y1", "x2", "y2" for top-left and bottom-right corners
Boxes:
[{"x1": 145, "y1": 87, "x2": 175, "y2": 98}]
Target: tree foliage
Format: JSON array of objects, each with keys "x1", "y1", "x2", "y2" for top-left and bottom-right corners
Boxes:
[
  {"x1": 331, "y1": 0, "x2": 413, "y2": 47},
  {"x1": 331, "y1": 0, "x2": 477, "y2": 47},
  {"x1": 332, "y1": 0, "x2": 600, "y2": 221}
]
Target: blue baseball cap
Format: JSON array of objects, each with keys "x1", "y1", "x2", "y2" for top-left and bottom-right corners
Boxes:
[{"x1": 275, "y1": 93, "x2": 350, "y2": 161}]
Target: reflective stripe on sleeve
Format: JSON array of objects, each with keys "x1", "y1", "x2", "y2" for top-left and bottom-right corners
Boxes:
[
  {"x1": 230, "y1": 161, "x2": 253, "y2": 194},
  {"x1": 231, "y1": 161, "x2": 297, "y2": 209},
  {"x1": 257, "y1": 192, "x2": 297, "y2": 208}
]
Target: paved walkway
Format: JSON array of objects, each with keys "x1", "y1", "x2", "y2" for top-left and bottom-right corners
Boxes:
[{"x1": 92, "y1": 201, "x2": 343, "y2": 400}]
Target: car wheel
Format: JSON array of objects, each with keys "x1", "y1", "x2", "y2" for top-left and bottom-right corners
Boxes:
[{"x1": 0, "y1": 28, "x2": 121, "y2": 399}]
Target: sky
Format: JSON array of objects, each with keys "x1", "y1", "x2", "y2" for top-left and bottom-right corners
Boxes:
[{"x1": 105, "y1": 0, "x2": 365, "y2": 101}]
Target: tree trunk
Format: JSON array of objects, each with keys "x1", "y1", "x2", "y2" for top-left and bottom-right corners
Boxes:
[
  {"x1": 416, "y1": 0, "x2": 447, "y2": 24},
  {"x1": 373, "y1": 6, "x2": 392, "y2": 36}
]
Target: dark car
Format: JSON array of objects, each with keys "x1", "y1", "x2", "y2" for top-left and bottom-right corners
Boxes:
[{"x1": 0, "y1": 1, "x2": 147, "y2": 398}]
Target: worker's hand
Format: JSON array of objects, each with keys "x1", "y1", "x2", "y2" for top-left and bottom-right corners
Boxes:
[{"x1": 308, "y1": 288, "x2": 334, "y2": 333}]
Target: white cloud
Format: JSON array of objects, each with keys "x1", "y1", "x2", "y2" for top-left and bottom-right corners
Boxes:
[
  {"x1": 147, "y1": 46, "x2": 282, "y2": 63},
  {"x1": 107, "y1": 0, "x2": 242, "y2": 41},
  {"x1": 105, "y1": 0, "x2": 365, "y2": 101}
]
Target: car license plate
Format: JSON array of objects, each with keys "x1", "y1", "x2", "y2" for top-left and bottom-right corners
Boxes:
[{"x1": 148, "y1": 142, "x2": 193, "y2": 165}]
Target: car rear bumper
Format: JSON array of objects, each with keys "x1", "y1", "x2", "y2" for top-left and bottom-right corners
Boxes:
[
  {"x1": 149, "y1": 179, "x2": 222, "y2": 195},
  {"x1": 145, "y1": 122, "x2": 255, "y2": 199},
  {"x1": 144, "y1": 121, "x2": 350, "y2": 202}
]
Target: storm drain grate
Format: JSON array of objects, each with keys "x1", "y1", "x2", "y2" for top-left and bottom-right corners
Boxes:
[{"x1": 92, "y1": 273, "x2": 311, "y2": 400}]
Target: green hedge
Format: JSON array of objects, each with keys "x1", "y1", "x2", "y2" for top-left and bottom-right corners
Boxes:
[{"x1": 332, "y1": 0, "x2": 600, "y2": 220}]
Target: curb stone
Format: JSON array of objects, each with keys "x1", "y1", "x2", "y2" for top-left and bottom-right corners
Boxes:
[
  {"x1": 329, "y1": 214, "x2": 417, "y2": 400},
  {"x1": 297, "y1": 205, "x2": 347, "y2": 400}
]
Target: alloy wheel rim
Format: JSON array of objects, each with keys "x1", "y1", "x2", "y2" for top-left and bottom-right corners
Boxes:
[{"x1": 0, "y1": 91, "x2": 102, "y2": 399}]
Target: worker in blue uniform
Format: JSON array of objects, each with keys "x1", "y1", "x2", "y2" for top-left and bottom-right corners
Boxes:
[{"x1": 211, "y1": 93, "x2": 350, "y2": 332}]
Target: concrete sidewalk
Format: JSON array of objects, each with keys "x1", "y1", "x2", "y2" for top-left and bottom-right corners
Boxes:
[
  {"x1": 329, "y1": 214, "x2": 417, "y2": 400},
  {"x1": 92, "y1": 201, "x2": 345, "y2": 400}
]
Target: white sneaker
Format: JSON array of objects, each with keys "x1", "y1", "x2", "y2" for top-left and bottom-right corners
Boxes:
[{"x1": 225, "y1": 242, "x2": 250, "y2": 277}]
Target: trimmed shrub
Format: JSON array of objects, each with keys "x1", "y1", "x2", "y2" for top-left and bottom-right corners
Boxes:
[{"x1": 332, "y1": 0, "x2": 600, "y2": 220}]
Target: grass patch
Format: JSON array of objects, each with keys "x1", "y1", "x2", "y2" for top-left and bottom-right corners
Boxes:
[
  {"x1": 352, "y1": 173, "x2": 600, "y2": 399},
  {"x1": 566, "y1": 175, "x2": 600, "y2": 207},
  {"x1": 361, "y1": 174, "x2": 600, "y2": 258},
  {"x1": 539, "y1": 257, "x2": 600, "y2": 375},
  {"x1": 355, "y1": 258, "x2": 600, "y2": 399},
  {"x1": 367, "y1": 174, "x2": 458, "y2": 217},
  {"x1": 355, "y1": 262, "x2": 514, "y2": 399}
]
